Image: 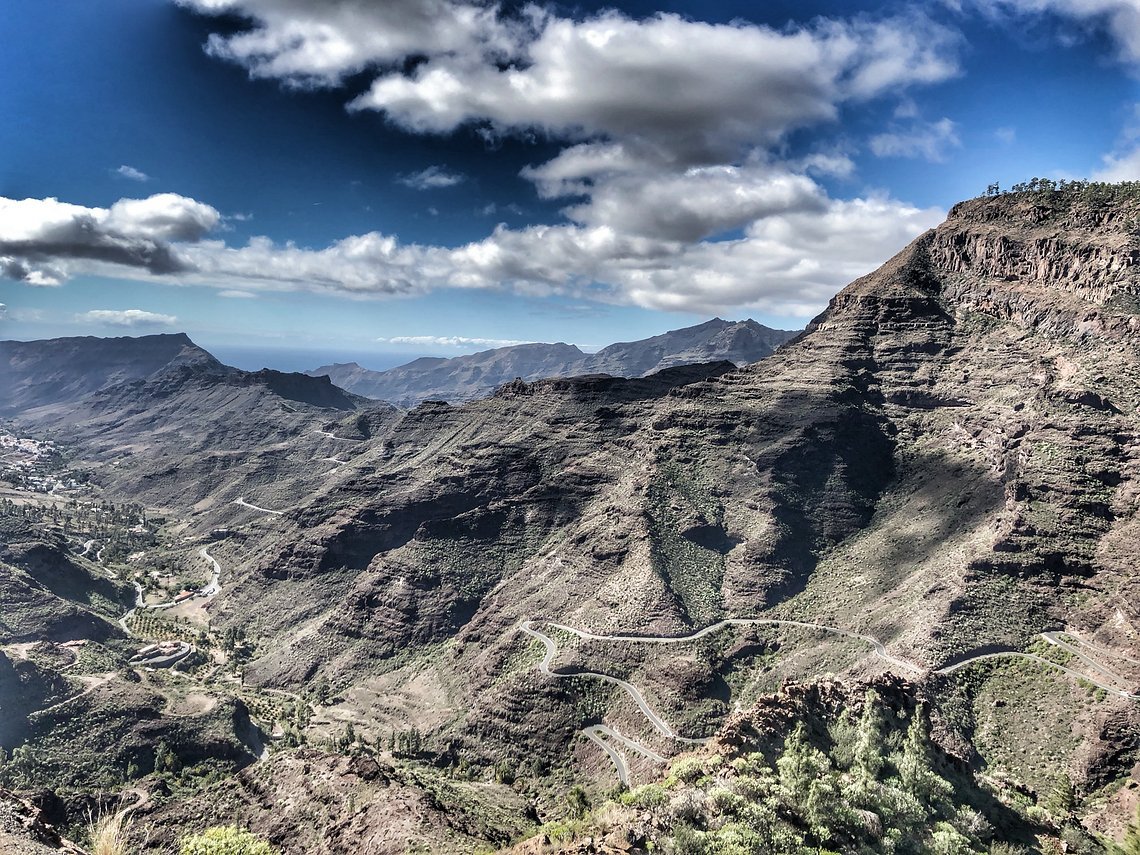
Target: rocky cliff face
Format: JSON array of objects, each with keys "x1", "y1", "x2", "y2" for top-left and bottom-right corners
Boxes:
[
  {"x1": 7, "y1": 188, "x2": 1140, "y2": 848},
  {"x1": 928, "y1": 194, "x2": 1140, "y2": 337},
  {"x1": 191, "y1": 189, "x2": 1140, "y2": 802},
  {"x1": 0, "y1": 333, "x2": 214, "y2": 417}
]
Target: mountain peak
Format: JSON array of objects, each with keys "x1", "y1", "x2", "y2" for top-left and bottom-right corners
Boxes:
[
  {"x1": 1, "y1": 332, "x2": 217, "y2": 416},
  {"x1": 810, "y1": 184, "x2": 1140, "y2": 343},
  {"x1": 309, "y1": 319, "x2": 798, "y2": 405}
]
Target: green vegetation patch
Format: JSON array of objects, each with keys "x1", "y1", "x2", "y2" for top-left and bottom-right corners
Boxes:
[{"x1": 645, "y1": 461, "x2": 727, "y2": 626}]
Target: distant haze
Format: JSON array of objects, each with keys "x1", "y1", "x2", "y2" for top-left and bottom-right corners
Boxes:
[{"x1": 205, "y1": 345, "x2": 430, "y2": 374}]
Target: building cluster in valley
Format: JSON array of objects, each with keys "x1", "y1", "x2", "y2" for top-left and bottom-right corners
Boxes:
[{"x1": 0, "y1": 429, "x2": 93, "y2": 496}]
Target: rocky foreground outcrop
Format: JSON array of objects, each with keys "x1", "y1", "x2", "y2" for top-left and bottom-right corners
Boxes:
[{"x1": 0, "y1": 789, "x2": 85, "y2": 855}]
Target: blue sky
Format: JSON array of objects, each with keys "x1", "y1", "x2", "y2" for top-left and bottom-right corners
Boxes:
[{"x1": 2, "y1": 0, "x2": 1139, "y2": 368}]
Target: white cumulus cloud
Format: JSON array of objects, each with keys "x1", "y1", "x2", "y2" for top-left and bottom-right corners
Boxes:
[
  {"x1": 1093, "y1": 144, "x2": 1140, "y2": 181},
  {"x1": 0, "y1": 193, "x2": 220, "y2": 285},
  {"x1": 177, "y1": 0, "x2": 525, "y2": 87},
  {"x1": 869, "y1": 118, "x2": 961, "y2": 161},
  {"x1": 3, "y1": 3, "x2": 963, "y2": 319},
  {"x1": 115, "y1": 165, "x2": 151, "y2": 182},
  {"x1": 348, "y1": 10, "x2": 960, "y2": 164},
  {"x1": 396, "y1": 166, "x2": 467, "y2": 190},
  {"x1": 1, "y1": 185, "x2": 942, "y2": 319},
  {"x1": 77, "y1": 309, "x2": 179, "y2": 328}
]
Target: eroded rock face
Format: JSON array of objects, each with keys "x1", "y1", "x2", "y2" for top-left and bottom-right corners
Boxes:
[
  {"x1": 0, "y1": 788, "x2": 85, "y2": 855},
  {"x1": 203, "y1": 191, "x2": 1140, "y2": 792},
  {"x1": 134, "y1": 749, "x2": 531, "y2": 855},
  {"x1": 9, "y1": 189, "x2": 1140, "y2": 848}
]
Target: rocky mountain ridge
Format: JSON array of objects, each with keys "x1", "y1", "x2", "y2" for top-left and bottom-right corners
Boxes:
[
  {"x1": 308, "y1": 318, "x2": 797, "y2": 406},
  {"x1": 3, "y1": 187, "x2": 1140, "y2": 852},
  {"x1": 189, "y1": 189, "x2": 1140, "y2": 804},
  {"x1": 0, "y1": 333, "x2": 213, "y2": 417}
]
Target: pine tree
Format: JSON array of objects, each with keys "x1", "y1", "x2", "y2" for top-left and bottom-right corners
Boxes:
[
  {"x1": 566, "y1": 785, "x2": 590, "y2": 819},
  {"x1": 1045, "y1": 772, "x2": 1075, "y2": 819},
  {"x1": 854, "y1": 689, "x2": 885, "y2": 781},
  {"x1": 154, "y1": 740, "x2": 182, "y2": 774},
  {"x1": 777, "y1": 722, "x2": 830, "y2": 806},
  {"x1": 1114, "y1": 806, "x2": 1140, "y2": 855},
  {"x1": 900, "y1": 704, "x2": 931, "y2": 795}
]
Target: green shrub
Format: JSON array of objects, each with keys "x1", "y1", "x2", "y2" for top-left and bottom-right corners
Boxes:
[
  {"x1": 670, "y1": 756, "x2": 707, "y2": 784},
  {"x1": 178, "y1": 826, "x2": 277, "y2": 855},
  {"x1": 621, "y1": 783, "x2": 668, "y2": 809}
]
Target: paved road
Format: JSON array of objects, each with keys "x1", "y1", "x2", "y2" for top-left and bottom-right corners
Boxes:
[
  {"x1": 582, "y1": 727, "x2": 630, "y2": 785},
  {"x1": 198, "y1": 546, "x2": 222, "y2": 598},
  {"x1": 318, "y1": 456, "x2": 345, "y2": 475},
  {"x1": 521, "y1": 621, "x2": 679, "y2": 738},
  {"x1": 549, "y1": 617, "x2": 925, "y2": 676},
  {"x1": 233, "y1": 497, "x2": 285, "y2": 516},
  {"x1": 313, "y1": 429, "x2": 360, "y2": 442},
  {"x1": 1042, "y1": 631, "x2": 1131, "y2": 685},
  {"x1": 1056, "y1": 630, "x2": 1140, "y2": 667},
  {"x1": 118, "y1": 582, "x2": 146, "y2": 634},
  {"x1": 118, "y1": 545, "x2": 225, "y2": 635},
  {"x1": 935, "y1": 646, "x2": 1139, "y2": 699},
  {"x1": 522, "y1": 615, "x2": 1139, "y2": 784}
]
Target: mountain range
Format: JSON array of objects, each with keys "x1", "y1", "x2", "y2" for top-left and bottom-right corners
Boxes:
[
  {"x1": 2, "y1": 186, "x2": 1140, "y2": 853},
  {"x1": 307, "y1": 317, "x2": 796, "y2": 405}
]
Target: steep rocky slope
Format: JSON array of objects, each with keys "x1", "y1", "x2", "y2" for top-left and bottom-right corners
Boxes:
[
  {"x1": 0, "y1": 333, "x2": 211, "y2": 417},
  {"x1": 135, "y1": 749, "x2": 532, "y2": 854},
  {"x1": 8, "y1": 337, "x2": 393, "y2": 511},
  {"x1": 309, "y1": 318, "x2": 796, "y2": 406},
  {"x1": 194, "y1": 188, "x2": 1139, "y2": 810},
  {"x1": 0, "y1": 789, "x2": 84, "y2": 855},
  {"x1": 0, "y1": 524, "x2": 131, "y2": 645},
  {"x1": 5, "y1": 187, "x2": 1140, "y2": 851}
]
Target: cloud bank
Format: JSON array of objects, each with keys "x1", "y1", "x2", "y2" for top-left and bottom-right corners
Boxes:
[
  {"x1": 378, "y1": 335, "x2": 534, "y2": 348},
  {"x1": 77, "y1": 309, "x2": 179, "y2": 327},
  {"x1": 0, "y1": 186, "x2": 942, "y2": 318},
  {"x1": 0, "y1": 194, "x2": 220, "y2": 285},
  {"x1": 2, "y1": 2, "x2": 965, "y2": 318}
]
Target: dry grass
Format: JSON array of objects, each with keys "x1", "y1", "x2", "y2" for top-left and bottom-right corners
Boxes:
[{"x1": 89, "y1": 812, "x2": 128, "y2": 855}]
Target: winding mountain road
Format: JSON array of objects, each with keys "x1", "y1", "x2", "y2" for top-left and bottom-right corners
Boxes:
[
  {"x1": 935, "y1": 646, "x2": 1138, "y2": 699},
  {"x1": 313, "y1": 429, "x2": 360, "y2": 442},
  {"x1": 1040, "y1": 631, "x2": 1131, "y2": 686},
  {"x1": 117, "y1": 546, "x2": 223, "y2": 636},
  {"x1": 548, "y1": 617, "x2": 925, "y2": 676},
  {"x1": 521, "y1": 616, "x2": 1140, "y2": 783},
  {"x1": 232, "y1": 497, "x2": 285, "y2": 516},
  {"x1": 198, "y1": 546, "x2": 221, "y2": 598}
]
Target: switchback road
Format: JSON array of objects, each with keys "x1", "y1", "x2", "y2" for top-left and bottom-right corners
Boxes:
[
  {"x1": 520, "y1": 616, "x2": 1138, "y2": 783},
  {"x1": 233, "y1": 497, "x2": 285, "y2": 515}
]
